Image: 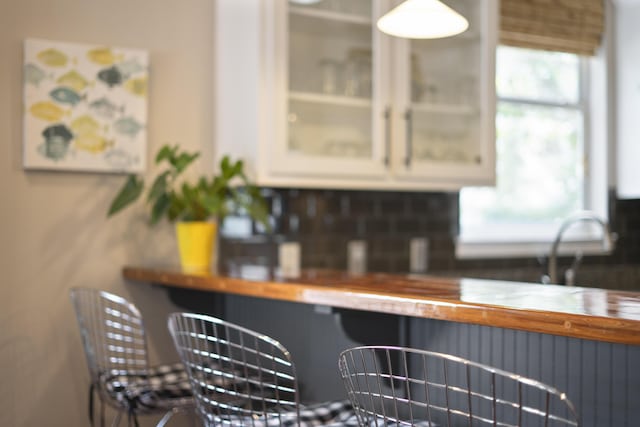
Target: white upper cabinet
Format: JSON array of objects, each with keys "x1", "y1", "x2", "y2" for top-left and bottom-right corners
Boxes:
[
  {"x1": 616, "y1": 1, "x2": 640, "y2": 199},
  {"x1": 214, "y1": 0, "x2": 497, "y2": 191}
]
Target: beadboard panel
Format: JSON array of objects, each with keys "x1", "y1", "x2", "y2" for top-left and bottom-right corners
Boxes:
[
  {"x1": 218, "y1": 294, "x2": 640, "y2": 426},
  {"x1": 410, "y1": 318, "x2": 640, "y2": 427}
]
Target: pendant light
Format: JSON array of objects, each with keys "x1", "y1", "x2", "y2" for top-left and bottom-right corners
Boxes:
[{"x1": 377, "y1": 0, "x2": 469, "y2": 39}]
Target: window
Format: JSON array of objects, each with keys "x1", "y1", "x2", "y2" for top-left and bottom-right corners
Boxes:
[{"x1": 457, "y1": 46, "x2": 608, "y2": 258}]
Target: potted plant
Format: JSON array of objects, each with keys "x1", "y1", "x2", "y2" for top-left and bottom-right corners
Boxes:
[{"x1": 108, "y1": 144, "x2": 270, "y2": 272}]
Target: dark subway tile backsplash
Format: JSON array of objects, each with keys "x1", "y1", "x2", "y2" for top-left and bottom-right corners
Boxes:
[{"x1": 220, "y1": 188, "x2": 640, "y2": 290}]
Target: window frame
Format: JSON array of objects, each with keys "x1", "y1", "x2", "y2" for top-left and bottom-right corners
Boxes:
[{"x1": 456, "y1": 47, "x2": 609, "y2": 260}]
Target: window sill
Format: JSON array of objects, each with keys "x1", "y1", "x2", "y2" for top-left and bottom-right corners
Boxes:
[{"x1": 455, "y1": 238, "x2": 612, "y2": 260}]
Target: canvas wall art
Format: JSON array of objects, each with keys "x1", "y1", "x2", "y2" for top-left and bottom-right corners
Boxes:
[{"x1": 23, "y1": 38, "x2": 149, "y2": 173}]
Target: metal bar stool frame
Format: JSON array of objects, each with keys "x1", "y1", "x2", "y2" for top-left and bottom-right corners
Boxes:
[
  {"x1": 70, "y1": 287, "x2": 194, "y2": 427},
  {"x1": 338, "y1": 345, "x2": 580, "y2": 427},
  {"x1": 168, "y1": 312, "x2": 356, "y2": 427},
  {"x1": 168, "y1": 312, "x2": 301, "y2": 426}
]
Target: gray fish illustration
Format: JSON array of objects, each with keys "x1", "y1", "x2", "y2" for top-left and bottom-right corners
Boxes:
[
  {"x1": 89, "y1": 97, "x2": 124, "y2": 119},
  {"x1": 116, "y1": 58, "x2": 146, "y2": 79},
  {"x1": 40, "y1": 124, "x2": 74, "y2": 161},
  {"x1": 97, "y1": 66, "x2": 123, "y2": 87},
  {"x1": 104, "y1": 149, "x2": 136, "y2": 169},
  {"x1": 50, "y1": 86, "x2": 85, "y2": 106},
  {"x1": 113, "y1": 116, "x2": 144, "y2": 137},
  {"x1": 25, "y1": 63, "x2": 49, "y2": 87}
]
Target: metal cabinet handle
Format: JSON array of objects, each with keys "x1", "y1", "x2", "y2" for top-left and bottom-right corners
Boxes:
[
  {"x1": 383, "y1": 106, "x2": 391, "y2": 167},
  {"x1": 404, "y1": 108, "x2": 412, "y2": 168}
]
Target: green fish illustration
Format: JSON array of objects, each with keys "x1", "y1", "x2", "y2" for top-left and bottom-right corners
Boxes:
[
  {"x1": 24, "y1": 63, "x2": 50, "y2": 87},
  {"x1": 37, "y1": 48, "x2": 68, "y2": 67},
  {"x1": 104, "y1": 149, "x2": 136, "y2": 170},
  {"x1": 89, "y1": 97, "x2": 124, "y2": 119},
  {"x1": 50, "y1": 86, "x2": 86, "y2": 106},
  {"x1": 116, "y1": 58, "x2": 146, "y2": 79},
  {"x1": 113, "y1": 116, "x2": 144, "y2": 137},
  {"x1": 97, "y1": 66, "x2": 123, "y2": 88},
  {"x1": 40, "y1": 124, "x2": 74, "y2": 161}
]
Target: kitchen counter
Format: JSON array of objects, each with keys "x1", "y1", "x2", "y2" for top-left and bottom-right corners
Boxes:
[{"x1": 123, "y1": 265, "x2": 640, "y2": 345}]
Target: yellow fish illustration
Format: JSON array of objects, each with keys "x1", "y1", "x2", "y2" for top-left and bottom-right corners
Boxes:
[
  {"x1": 74, "y1": 133, "x2": 114, "y2": 154},
  {"x1": 57, "y1": 70, "x2": 91, "y2": 92},
  {"x1": 70, "y1": 115, "x2": 101, "y2": 135},
  {"x1": 124, "y1": 76, "x2": 147, "y2": 97},
  {"x1": 36, "y1": 48, "x2": 68, "y2": 67},
  {"x1": 29, "y1": 101, "x2": 69, "y2": 122},
  {"x1": 87, "y1": 47, "x2": 123, "y2": 66}
]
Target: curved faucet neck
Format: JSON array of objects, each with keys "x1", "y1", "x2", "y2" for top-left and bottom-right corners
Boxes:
[{"x1": 548, "y1": 211, "x2": 612, "y2": 284}]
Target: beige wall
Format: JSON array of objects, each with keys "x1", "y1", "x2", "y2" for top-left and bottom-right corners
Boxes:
[{"x1": 0, "y1": 0, "x2": 214, "y2": 425}]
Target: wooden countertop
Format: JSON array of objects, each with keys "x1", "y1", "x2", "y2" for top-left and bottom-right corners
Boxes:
[{"x1": 123, "y1": 265, "x2": 640, "y2": 345}]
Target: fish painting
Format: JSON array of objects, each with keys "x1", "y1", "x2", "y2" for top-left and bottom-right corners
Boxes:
[
  {"x1": 70, "y1": 114, "x2": 102, "y2": 135},
  {"x1": 74, "y1": 133, "x2": 114, "y2": 154},
  {"x1": 23, "y1": 39, "x2": 149, "y2": 172},
  {"x1": 123, "y1": 76, "x2": 147, "y2": 97},
  {"x1": 56, "y1": 70, "x2": 91, "y2": 92},
  {"x1": 97, "y1": 66, "x2": 123, "y2": 88},
  {"x1": 116, "y1": 58, "x2": 146, "y2": 79},
  {"x1": 50, "y1": 86, "x2": 86, "y2": 106},
  {"x1": 24, "y1": 63, "x2": 50, "y2": 87},
  {"x1": 40, "y1": 124, "x2": 74, "y2": 160},
  {"x1": 113, "y1": 116, "x2": 144, "y2": 137},
  {"x1": 89, "y1": 97, "x2": 124, "y2": 119},
  {"x1": 87, "y1": 47, "x2": 123, "y2": 66},
  {"x1": 36, "y1": 48, "x2": 69, "y2": 67},
  {"x1": 29, "y1": 101, "x2": 70, "y2": 122}
]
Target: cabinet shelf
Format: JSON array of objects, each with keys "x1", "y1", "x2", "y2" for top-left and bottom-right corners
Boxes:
[
  {"x1": 289, "y1": 6, "x2": 372, "y2": 26},
  {"x1": 290, "y1": 91, "x2": 372, "y2": 108}
]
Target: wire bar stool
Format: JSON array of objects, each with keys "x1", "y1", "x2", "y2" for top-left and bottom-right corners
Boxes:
[
  {"x1": 338, "y1": 346, "x2": 579, "y2": 427},
  {"x1": 70, "y1": 288, "x2": 194, "y2": 427},
  {"x1": 168, "y1": 312, "x2": 356, "y2": 426}
]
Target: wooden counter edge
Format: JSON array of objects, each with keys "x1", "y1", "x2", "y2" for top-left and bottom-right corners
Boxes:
[{"x1": 122, "y1": 266, "x2": 640, "y2": 346}]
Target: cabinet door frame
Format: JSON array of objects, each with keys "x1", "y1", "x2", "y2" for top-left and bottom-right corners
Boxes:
[
  {"x1": 390, "y1": 0, "x2": 497, "y2": 187},
  {"x1": 262, "y1": 0, "x2": 392, "y2": 182}
]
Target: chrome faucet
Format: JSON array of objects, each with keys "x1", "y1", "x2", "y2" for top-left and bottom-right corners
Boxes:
[{"x1": 545, "y1": 211, "x2": 616, "y2": 285}]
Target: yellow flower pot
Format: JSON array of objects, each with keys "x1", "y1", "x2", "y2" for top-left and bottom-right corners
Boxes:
[{"x1": 175, "y1": 221, "x2": 217, "y2": 273}]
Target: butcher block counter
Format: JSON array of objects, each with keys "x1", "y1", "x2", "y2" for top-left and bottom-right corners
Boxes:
[{"x1": 123, "y1": 265, "x2": 640, "y2": 345}]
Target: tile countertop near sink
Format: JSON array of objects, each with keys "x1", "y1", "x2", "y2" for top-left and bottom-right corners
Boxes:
[{"x1": 123, "y1": 266, "x2": 640, "y2": 345}]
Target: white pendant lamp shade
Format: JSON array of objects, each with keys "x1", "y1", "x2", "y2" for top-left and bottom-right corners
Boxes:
[{"x1": 377, "y1": 0, "x2": 469, "y2": 39}]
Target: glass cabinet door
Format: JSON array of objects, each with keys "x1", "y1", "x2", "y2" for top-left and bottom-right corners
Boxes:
[
  {"x1": 272, "y1": 0, "x2": 389, "y2": 178},
  {"x1": 394, "y1": 0, "x2": 496, "y2": 184}
]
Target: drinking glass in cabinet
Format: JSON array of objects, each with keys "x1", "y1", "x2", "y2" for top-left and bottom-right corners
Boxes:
[
  {"x1": 343, "y1": 48, "x2": 372, "y2": 98},
  {"x1": 319, "y1": 58, "x2": 341, "y2": 95}
]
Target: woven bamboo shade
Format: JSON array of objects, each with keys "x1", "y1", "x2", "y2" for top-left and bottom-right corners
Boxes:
[{"x1": 500, "y1": 0, "x2": 604, "y2": 56}]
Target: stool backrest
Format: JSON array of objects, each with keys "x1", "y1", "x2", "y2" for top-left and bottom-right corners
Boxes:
[
  {"x1": 70, "y1": 288, "x2": 150, "y2": 402},
  {"x1": 168, "y1": 312, "x2": 301, "y2": 426},
  {"x1": 339, "y1": 345, "x2": 579, "y2": 427}
]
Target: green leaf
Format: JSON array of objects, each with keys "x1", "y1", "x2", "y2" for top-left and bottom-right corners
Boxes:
[
  {"x1": 174, "y1": 152, "x2": 200, "y2": 173},
  {"x1": 150, "y1": 193, "x2": 171, "y2": 224},
  {"x1": 107, "y1": 175, "x2": 144, "y2": 217},
  {"x1": 147, "y1": 171, "x2": 170, "y2": 203},
  {"x1": 167, "y1": 193, "x2": 185, "y2": 221},
  {"x1": 155, "y1": 144, "x2": 176, "y2": 165},
  {"x1": 202, "y1": 193, "x2": 223, "y2": 216}
]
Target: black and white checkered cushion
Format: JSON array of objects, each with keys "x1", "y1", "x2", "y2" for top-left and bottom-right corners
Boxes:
[
  {"x1": 100, "y1": 362, "x2": 192, "y2": 410},
  {"x1": 204, "y1": 399, "x2": 358, "y2": 426}
]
